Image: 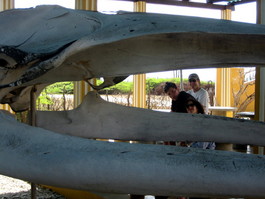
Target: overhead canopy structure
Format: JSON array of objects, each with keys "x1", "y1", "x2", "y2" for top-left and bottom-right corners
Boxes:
[{"x1": 118, "y1": 0, "x2": 255, "y2": 10}]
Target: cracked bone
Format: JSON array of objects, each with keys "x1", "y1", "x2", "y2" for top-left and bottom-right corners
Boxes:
[
  {"x1": 1, "y1": 5, "x2": 265, "y2": 110},
  {"x1": 36, "y1": 91, "x2": 265, "y2": 146},
  {"x1": 1, "y1": 111, "x2": 265, "y2": 198}
]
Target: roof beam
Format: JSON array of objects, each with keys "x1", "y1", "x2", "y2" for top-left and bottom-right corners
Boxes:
[{"x1": 125, "y1": 0, "x2": 235, "y2": 10}]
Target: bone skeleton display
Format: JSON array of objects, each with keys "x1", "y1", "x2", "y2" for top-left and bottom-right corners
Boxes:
[{"x1": 0, "y1": 5, "x2": 265, "y2": 198}]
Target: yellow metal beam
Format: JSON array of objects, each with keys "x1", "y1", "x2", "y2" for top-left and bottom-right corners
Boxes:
[
  {"x1": 73, "y1": 0, "x2": 97, "y2": 107},
  {"x1": 133, "y1": 1, "x2": 146, "y2": 108},
  {"x1": 44, "y1": 185, "x2": 104, "y2": 199}
]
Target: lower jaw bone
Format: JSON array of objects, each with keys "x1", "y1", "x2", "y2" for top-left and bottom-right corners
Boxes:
[
  {"x1": 0, "y1": 110, "x2": 265, "y2": 198},
  {"x1": 36, "y1": 92, "x2": 265, "y2": 146}
]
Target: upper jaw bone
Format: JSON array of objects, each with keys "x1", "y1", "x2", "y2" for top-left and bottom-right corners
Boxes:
[
  {"x1": 1, "y1": 5, "x2": 265, "y2": 88},
  {"x1": 1, "y1": 6, "x2": 265, "y2": 111}
]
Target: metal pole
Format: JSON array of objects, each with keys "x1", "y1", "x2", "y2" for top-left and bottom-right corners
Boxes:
[
  {"x1": 180, "y1": 69, "x2": 184, "y2": 91},
  {"x1": 30, "y1": 85, "x2": 37, "y2": 199},
  {"x1": 256, "y1": 0, "x2": 265, "y2": 155},
  {"x1": 133, "y1": 1, "x2": 147, "y2": 109}
]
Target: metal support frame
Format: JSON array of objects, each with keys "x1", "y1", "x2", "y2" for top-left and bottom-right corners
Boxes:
[
  {"x1": 30, "y1": 86, "x2": 37, "y2": 199},
  {"x1": 123, "y1": 0, "x2": 235, "y2": 10},
  {"x1": 256, "y1": 0, "x2": 265, "y2": 155},
  {"x1": 208, "y1": 0, "x2": 256, "y2": 5}
]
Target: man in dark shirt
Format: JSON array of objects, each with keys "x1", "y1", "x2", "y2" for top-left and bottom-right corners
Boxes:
[
  {"x1": 164, "y1": 82, "x2": 195, "y2": 112},
  {"x1": 160, "y1": 82, "x2": 196, "y2": 199}
]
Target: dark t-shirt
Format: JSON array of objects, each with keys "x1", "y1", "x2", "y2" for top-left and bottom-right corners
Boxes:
[{"x1": 171, "y1": 91, "x2": 195, "y2": 113}]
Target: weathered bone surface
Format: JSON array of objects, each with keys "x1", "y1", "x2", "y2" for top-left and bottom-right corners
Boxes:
[
  {"x1": 1, "y1": 111, "x2": 265, "y2": 198},
  {"x1": 1, "y1": 5, "x2": 265, "y2": 110},
  {"x1": 1, "y1": 5, "x2": 265, "y2": 198},
  {"x1": 86, "y1": 76, "x2": 128, "y2": 90},
  {"x1": 37, "y1": 91, "x2": 265, "y2": 146}
]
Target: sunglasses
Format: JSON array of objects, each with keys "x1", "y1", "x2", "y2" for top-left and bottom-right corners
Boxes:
[
  {"x1": 189, "y1": 79, "x2": 197, "y2": 83},
  {"x1": 186, "y1": 103, "x2": 195, "y2": 108}
]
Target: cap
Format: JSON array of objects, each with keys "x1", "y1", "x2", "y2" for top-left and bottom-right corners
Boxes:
[{"x1": 188, "y1": 73, "x2": 200, "y2": 80}]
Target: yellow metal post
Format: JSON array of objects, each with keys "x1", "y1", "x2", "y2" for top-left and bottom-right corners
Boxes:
[
  {"x1": 221, "y1": 8, "x2": 231, "y2": 20},
  {"x1": 133, "y1": 1, "x2": 146, "y2": 108},
  {"x1": 133, "y1": 0, "x2": 146, "y2": 12},
  {"x1": 216, "y1": 8, "x2": 232, "y2": 117},
  {"x1": 75, "y1": 0, "x2": 97, "y2": 11},
  {"x1": 216, "y1": 68, "x2": 231, "y2": 107},
  {"x1": 74, "y1": 79, "x2": 96, "y2": 107},
  {"x1": 215, "y1": 9, "x2": 233, "y2": 151},
  {"x1": 0, "y1": 0, "x2": 14, "y2": 11},
  {"x1": 73, "y1": 0, "x2": 97, "y2": 108}
]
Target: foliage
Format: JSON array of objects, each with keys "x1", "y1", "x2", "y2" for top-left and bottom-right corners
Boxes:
[
  {"x1": 40, "y1": 79, "x2": 213, "y2": 95},
  {"x1": 38, "y1": 89, "x2": 53, "y2": 105},
  {"x1": 37, "y1": 78, "x2": 215, "y2": 111},
  {"x1": 99, "y1": 78, "x2": 204, "y2": 94},
  {"x1": 146, "y1": 78, "x2": 179, "y2": 92},
  {"x1": 37, "y1": 82, "x2": 73, "y2": 111},
  {"x1": 45, "y1": 82, "x2": 74, "y2": 94},
  {"x1": 37, "y1": 88, "x2": 53, "y2": 110},
  {"x1": 99, "y1": 80, "x2": 134, "y2": 94}
]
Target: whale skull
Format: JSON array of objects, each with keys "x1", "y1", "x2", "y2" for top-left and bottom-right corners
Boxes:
[{"x1": 0, "y1": 5, "x2": 265, "y2": 198}]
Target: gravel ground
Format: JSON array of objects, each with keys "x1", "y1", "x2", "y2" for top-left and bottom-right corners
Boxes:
[{"x1": 0, "y1": 175, "x2": 66, "y2": 199}]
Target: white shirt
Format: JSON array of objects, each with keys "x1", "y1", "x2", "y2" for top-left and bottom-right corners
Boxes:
[{"x1": 187, "y1": 88, "x2": 209, "y2": 114}]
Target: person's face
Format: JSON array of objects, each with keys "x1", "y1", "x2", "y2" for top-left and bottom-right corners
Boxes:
[
  {"x1": 186, "y1": 101, "x2": 198, "y2": 114},
  {"x1": 189, "y1": 78, "x2": 200, "y2": 90},
  {"x1": 166, "y1": 87, "x2": 179, "y2": 100}
]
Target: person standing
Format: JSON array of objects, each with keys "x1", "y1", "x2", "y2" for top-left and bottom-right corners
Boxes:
[
  {"x1": 164, "y1": 82, "x2": 195, "y2": 113},
  {"x1": 185, "y1": 98, "x2": 215, "y2": 150},
  {"x1": 187, "y1": 73, "x2": 210, "y2": 114},
  {"x1": 157, "y1": 82, "x2": 196, "y2": 199},
  {"x1": 184, "y1": 98, "x2": 215, "y2": 199},
  {"x1": 164, "y1": 82, "x2": 196, "y2": 146}
]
